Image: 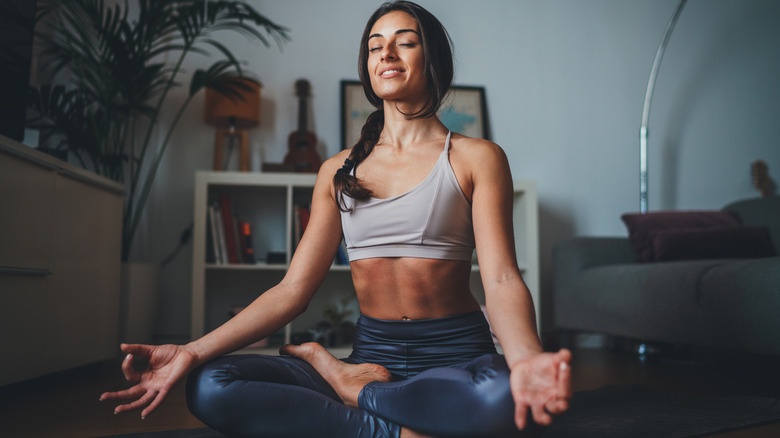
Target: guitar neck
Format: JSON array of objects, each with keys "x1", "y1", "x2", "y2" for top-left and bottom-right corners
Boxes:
[{"x1": 297, "y1": 96, "x2": 308, "y2": 134}]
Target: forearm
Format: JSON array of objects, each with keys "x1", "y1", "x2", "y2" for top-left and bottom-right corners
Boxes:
[
  {"x1": 484, "y1": 274, "x2": 543, "y2": 369},
  {"x1": 185, "y1": 282, "x2": 305, "y2": 365}
]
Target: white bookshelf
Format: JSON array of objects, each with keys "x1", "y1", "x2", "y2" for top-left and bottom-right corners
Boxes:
[{"x1": 190, "y1": 171, "x2": 540, "y2": 346}]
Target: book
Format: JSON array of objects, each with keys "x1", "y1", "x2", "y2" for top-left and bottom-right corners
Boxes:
[
  {"x1": 293, "y1": 203, "x2": 311, "y2": 252},
  {"x1": 241, "y1": 220, "x2": 256, "y2": 264},
  {"x1": 207, "y1": 203, "x2": 222, "y2": 264},
  {"x1": 219, "y1": 195, "x2": 240, "y2": 264},
  {"x1": 233, "y1": 216, "x2": 244, "y2": 263},
  {"x1": 212, "y1": 202, "x2": 228, "y2": 265}
]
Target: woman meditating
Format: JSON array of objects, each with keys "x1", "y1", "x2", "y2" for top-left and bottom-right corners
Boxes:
[{"x1": 101, "y1": 1, "x2": 572, "y2": 436}]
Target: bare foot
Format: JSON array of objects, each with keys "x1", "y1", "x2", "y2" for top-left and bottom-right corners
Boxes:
[
  {"x1": 280, "y1": 342, "x2": 392, "y2": 407},
  {"x1": 401, "y1": 427, "x2": 434, "y2": 438}
]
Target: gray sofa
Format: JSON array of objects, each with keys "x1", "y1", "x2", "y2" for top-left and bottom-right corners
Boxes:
[{"x1": 552, "y1": 196, "x2": 780, "y2": 356}]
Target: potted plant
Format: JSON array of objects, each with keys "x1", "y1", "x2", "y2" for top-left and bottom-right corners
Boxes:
[{"x1": 27, "y1": 0, "x2": 290, "y2": 262}]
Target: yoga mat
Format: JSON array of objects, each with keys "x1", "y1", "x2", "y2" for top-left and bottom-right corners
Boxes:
[
  {"x1": 102, "y1": 385, "x2": 780, "y2": 438},
  {"x1": 541, "y1": 384, "x2": 780, "y2": 438}
]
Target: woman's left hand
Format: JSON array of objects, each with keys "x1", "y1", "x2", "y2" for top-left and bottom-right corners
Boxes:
[{"x1": 510, "y1": 348, "x2": 572, "y2": 430}]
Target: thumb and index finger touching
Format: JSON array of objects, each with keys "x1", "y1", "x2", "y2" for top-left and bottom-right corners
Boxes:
[{"x1": 119, "y1": 343, "x2": 156, "y2": 382}]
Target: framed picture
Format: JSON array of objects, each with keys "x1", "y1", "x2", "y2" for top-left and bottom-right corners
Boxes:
[
  {"x1": 340, "y1": 81, "x2": 490, "y2": 149},
  {"x1": 340, "y1": 80, "x2": 376, "y2": 149}
]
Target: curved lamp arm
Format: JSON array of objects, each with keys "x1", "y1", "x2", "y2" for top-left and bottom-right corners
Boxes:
[{"x1": 640, "y1": 0, "x2": 688, "y2": 213}]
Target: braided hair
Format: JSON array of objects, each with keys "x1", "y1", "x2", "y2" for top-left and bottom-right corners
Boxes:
[{"x1": 334, "y1": 1, "x2": 454, "y2": 212}]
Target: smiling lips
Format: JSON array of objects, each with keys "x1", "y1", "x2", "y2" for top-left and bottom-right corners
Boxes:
[{"x1": 379, "y1": 68, "x2": 404, "y2": 78}]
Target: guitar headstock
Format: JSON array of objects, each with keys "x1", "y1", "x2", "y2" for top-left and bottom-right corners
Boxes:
[{"x1": 295, "y1": 79, "x2": 311, "y2": 97}]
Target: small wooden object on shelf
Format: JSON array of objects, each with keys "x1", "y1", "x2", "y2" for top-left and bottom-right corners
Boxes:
[{"x1": 204, "y1": 77, "x2": 261, "y2": 172}]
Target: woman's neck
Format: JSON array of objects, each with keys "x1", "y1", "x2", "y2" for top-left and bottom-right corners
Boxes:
[{"x1": 380, "y1": 101, "x2": 448, "y2": 147}]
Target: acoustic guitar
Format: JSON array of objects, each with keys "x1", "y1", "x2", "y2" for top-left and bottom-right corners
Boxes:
[{"x1": 284, "y1": 79, "x2": 322, "y2": 173}]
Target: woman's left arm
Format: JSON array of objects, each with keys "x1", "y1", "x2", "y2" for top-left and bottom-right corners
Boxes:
[{"x1": 467, "y1": 139, "x2": 572, "y2": 430}]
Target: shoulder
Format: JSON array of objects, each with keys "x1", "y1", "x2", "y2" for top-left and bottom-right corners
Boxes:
[
  {"x1": 320, "y1": 149, "x2": 353, "y2": 177},
  {"x1": 449, "y1": 134, "x2": 510, "y2": 177},
  {"x1": 316, "y1": 149, "x2": 353, "y2": 195}
]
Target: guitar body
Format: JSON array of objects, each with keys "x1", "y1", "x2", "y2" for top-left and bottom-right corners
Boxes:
[{"x1": 284, "y1": 79, "x2": 322, "y2": 173}]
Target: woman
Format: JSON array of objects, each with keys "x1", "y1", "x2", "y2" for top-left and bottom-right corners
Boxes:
[{"x1": 101, "y1": 2, "x2": 572, "y2": 436}]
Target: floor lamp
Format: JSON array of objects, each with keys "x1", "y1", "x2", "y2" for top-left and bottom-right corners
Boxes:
[
  {"x1": 640, "y1": 0, "x2": 688, "y2": 213},
  {"x1": 204, "y1": 77, "x2": 261, "y2": 172}
]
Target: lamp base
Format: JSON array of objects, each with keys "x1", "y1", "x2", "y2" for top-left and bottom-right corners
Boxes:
[{"x1": 213, "y1": 129, "x2": 250, "y2": 172}]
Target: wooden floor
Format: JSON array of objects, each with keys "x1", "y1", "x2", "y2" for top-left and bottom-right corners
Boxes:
[{"x1": 1, "y1": 345, "x2": 779, "y2": 437}]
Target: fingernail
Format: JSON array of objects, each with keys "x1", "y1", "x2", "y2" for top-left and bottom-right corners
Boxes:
[
  {"x1": 126, "y1": 354, "x2": 133, "y2": 361},
  {"x1": 141, "y1": 416, "x2": 146, "y2": 420},
  {"x1": 560, "y1": 362, "x2": 568, "y2": 370}
]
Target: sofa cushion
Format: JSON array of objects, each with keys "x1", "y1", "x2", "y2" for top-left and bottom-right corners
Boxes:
[
  {"x1": 621, "y1": 211, "x2": 741, "y2": 262},
  {"x1": 724, "y1": 196, "x2": 780, "y2": 253},
  {"x1": 652, "y1": 226, "x2": 777, "y2": 262}
]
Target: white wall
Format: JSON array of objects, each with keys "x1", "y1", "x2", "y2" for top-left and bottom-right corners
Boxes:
[{"x1": 133, "y1": 0, "x2": 780, "y2": 340}]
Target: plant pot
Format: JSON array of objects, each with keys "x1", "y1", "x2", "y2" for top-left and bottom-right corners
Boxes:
[{"x1": 119, "y1": 262, "x2": 159, "y2": 344}]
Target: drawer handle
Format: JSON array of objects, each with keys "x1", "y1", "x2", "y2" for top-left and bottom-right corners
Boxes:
[{"x1": 0, "y1": 267, "x2": 53, "y2": 277}]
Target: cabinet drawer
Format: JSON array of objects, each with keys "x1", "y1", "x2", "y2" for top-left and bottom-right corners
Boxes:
[
  {"x1": 0, "y1": 155, "x2": 56, "y2": 269},
  {"x1": 0, "y1": 275, "x2": 54, "y2": 386}
]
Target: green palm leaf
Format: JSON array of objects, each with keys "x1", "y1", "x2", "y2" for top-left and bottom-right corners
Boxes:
[{"x1": 29, "y1": 0, "x2": 290, "y2": 261}]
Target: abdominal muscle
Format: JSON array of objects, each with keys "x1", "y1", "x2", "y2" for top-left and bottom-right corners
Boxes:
[{"x1": 349, "y1": 257, "x2": 481, "y2": 320}]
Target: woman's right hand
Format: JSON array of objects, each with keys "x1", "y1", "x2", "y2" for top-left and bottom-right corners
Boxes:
[{"x1": 99, "y1": 343, "x2": 200, "y2": 419}]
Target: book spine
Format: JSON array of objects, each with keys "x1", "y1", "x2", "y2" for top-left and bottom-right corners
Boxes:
[
  {"x1": 234, "y1": 217, "x2": 244, "y2": 263},
  {"x1": 207, "y1": 203, "x2": 221, "y2": 264},
  {"x1": 220, "y1": 195, "x2": 239, "y2": 264},
  {"x1": 293, "y1": 203, "x2": 311, "y2": 253},
  {"x1": 213, "y1": 203, "x2": 228, "y2": 265},
  {"x1": 242, "y1": 221, "x2": 256, "y2": 264}
]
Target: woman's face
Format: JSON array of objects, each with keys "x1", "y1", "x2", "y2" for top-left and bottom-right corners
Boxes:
[{"x1": 366, "y1": 10, "x2": 428, "y2": 105}]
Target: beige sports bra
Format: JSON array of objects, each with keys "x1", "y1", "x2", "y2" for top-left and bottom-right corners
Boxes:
[{"x1": 339, "y1": 132, "x2": 475, "y2": 262}]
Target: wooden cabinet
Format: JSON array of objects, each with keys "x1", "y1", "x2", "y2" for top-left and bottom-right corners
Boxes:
[
  {"x1": 0, "y1": 136, "x2": 124, "y2": 386},
  {"x1": 190, "y1": 171, "x2": 540, "y2": 351}
]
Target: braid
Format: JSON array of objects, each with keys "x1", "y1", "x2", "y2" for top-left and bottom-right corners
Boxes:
[{"x1": 334, "y1": 109, "x2": 384, "y2": 212}]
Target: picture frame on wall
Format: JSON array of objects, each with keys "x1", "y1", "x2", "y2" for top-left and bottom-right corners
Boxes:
[
  {"x1": 340, "y1": 80, "x2": 490, "y2": 149},
  {"x1": 341, "y1": 80, "x2": 376, "y2": 150}
]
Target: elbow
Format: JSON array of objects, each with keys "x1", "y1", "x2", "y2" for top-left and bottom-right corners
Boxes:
[{"x1": 291, "y1": 300, "x2": 309, "y2": 318}]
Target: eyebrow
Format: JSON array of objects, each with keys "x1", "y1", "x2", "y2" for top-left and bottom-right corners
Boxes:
[{"x1": 368, "y1": 29, "x2": 420, "y2": 40}]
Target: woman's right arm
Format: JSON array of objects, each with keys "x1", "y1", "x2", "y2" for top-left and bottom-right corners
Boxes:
[
  {"x1": 101, "y1": 154, "x2": 348, "y2": 417},
  {"x1": 187, "y1": 154, "x2": 347, "y2": 362}
]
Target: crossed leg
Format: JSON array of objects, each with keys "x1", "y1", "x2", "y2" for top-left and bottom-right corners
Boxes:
[{"x1": 282, "y1": 342, "x2": 523, "y2": 437}]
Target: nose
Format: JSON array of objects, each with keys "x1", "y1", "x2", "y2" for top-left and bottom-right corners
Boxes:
[{"x1": 380, "y1": 45, "x2": 396, "y2": 62}]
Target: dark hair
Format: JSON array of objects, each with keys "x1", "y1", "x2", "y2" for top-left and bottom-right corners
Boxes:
[{"x1": 334, "y1": 1, "x2": 454, "y2": 211}]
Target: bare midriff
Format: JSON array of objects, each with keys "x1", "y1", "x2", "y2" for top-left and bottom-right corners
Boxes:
[{"x1": 349, "y1": 257, "x2": 481, "y2": 321}]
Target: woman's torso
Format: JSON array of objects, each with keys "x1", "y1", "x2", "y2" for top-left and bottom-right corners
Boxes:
[{"x1": 341, "y1": 131, "x2": 481, "y2": 320}]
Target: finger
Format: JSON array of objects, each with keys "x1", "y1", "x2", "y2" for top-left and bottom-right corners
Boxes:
[
  {"x1": 121, "y1": 354, "x2": 142, "y2": 382},
  {"x1": 545, "y1": 398, "x2": 569, "y2": 416},
  {"x1": 114, "y1": 390, "x2": 157, "y2": 415},
  {"x1": 100, "y1": 385, "x2": 145, "y2": 402},
  {"x1": 120, "y1": 343, "x2": 153, "y2": 356},
  {"x1": 514, "y1": 402, "x2": 529, "y2": 430},
  {"x1": 557, "y1": 358, "x2": 573, "y2": 399},
  {"x1": 141, "y1": 388, "x2": 169, "y2": 419},
  {"x1": 531, "y1": 403, "x2": 552, "y2": 426}
]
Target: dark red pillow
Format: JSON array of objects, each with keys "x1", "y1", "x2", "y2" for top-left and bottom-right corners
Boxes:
[
  {"x1": 652, "y1": 226, "x2": 776, "y2": 262},
  {"x1": 621, "y1": 211, "x2": 741, "y2": 262}
]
